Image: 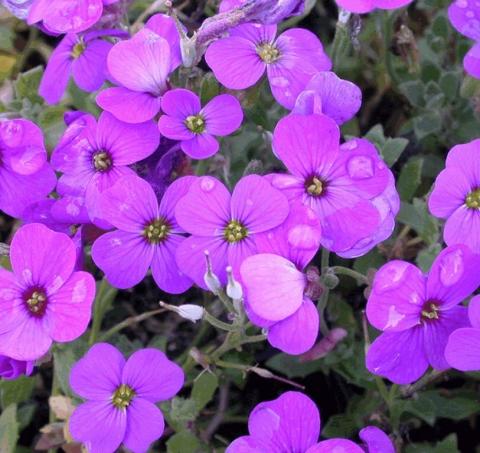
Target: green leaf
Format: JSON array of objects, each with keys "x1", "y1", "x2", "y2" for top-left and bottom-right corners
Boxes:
[
  {"x1": 397, "y1": 157, "x2": 424, "y2": 201},
  {"x1": 0, "y1": 26, "x2": 15, "y2": 52},
  {"x1": 364, "y1": 124, "x2": 386, "y2": 148},
  {"x1": 0, "y1": 376, "x2": 36, "y2": 409},
  {"x1": 166, "y1": 431, "x2": 202, "y2": 453},
  {"x1": 191, "y1": 372, "x2": 218, "y2": 412},
  {"x1": 405, "y1": 433, "x2": 459, "y2": 453},
  {"x1": 200, "y1": 73, "x2": 220, "y2": 105},
  {"x1": 266, "y1": 354, "x2": 323, "y2": 379},
  {"x1": 416, "y1": 244, "x2": 442, "y2": 272},
  {"x1": 397, "y1": 199, "x2": 440, "y2": 245},
  {"x1": 15, "y1": 66, "x2": 44, "y2": 104},
  {"x1": 53, "y1": 339, "x2": 88, "y2": 397},
  {"x1": 322, "y1": 414, "x2": 357, "y2": 439},
  {"x1": 399, "y1": 80, "x2": 425, "y2": 106},
  {"x1": 439, "y1": 71, "x2": 460, "y2": 100},
  {"x1": 170, "y1": 397, "x2": 199, "y2": 423},
  {"x1": 413, "y1": 112, "x2": 442, "y2": 140},
  {"x1": 381, "y1": 137, "x2": 409, "y2": 167},
  {"x1": 0, "y1": 405, "x2": 19, "y2": 453}
]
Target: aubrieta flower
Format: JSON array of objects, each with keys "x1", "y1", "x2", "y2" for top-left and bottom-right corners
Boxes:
[
  {"x1": 69, "y1": 343, "x2": 184, "y2": 453},
  {"x1": 27, "y1": 0, "x2": 119, "y2": 34},
  {"x1": 240, "y1": 203, "x2": 321, "y2": 355},
  {"x1": 40, "y1": 30, "x2": 124, "y2": 105},
  {"x1": 51, "y1": 111, "x2": 160, "y2": 227},
  {"x1": 92, "y1": 175, "x2": 193, "y2": 293},
  {"x1": 293, "y1": 71, "x2": 362, "y2": 125},
  {"x1": 0, "y1": 355, "x2": 34, "y2": 380},
  {"x1": 227, "y1": 391, "x2": 395, "y2": 453},
  {"x1": 219, "y1": 0, "x2": 305, "y2": 22},
  {"x1": 366, "y1": 245, "x2": 480, "y2": 385},
  {"x1": 335, "y1": 0, "x2": 413, "y2": 14},
  {"x1": 445, "y1": 295, "x2": 480, "y2": 370},
  {"x1": 448, "y1": 0, "x2": 480, "y2": 78},
  {"x1": 205, "y1": 23, "x2": 331, "y2": 109},
  {"x1": 268, "y1": 113, "x2": 398, "y2": 258},
  {"x1": 0, "y1": 118, "x2": 56, "y2": 218},
  {"x1": 429, "y1": 139, "x2": 480, "y2": 252},
  {"x1": 97, "y1": 14, "x2": 181, "y2": 124},
  {"x1": 175, "y1": 175, "x2": 289, "y2": 289},
  {"x1": 158, "y1": 89, "x2": 243, "y2": 159},
  {"x1": 0, "y1": 223, "x2": 95, "y2": 361}
]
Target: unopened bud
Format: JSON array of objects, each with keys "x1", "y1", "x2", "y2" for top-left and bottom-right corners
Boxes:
[
  {"x1": 177, "y1": 304, "x2": 204, "y2": 322},
  {"x1": 159, "y1": 301, "x2": 204, "y2": 322},
  {"x1": 204, "y1": 250, "x2": 222, "y2": 295},
  {"x1": 322, "y1": 269, "x2": 340, "y2": 290},
  {"x1": 226, "y1": 266, "x2": 243, "y2": 300},
  {"x1": 299, "y1": 328, "x2": 348, "y2": 362},
  {"x1": 180, "y1": 35, "x2": 197, "y2": 67}
]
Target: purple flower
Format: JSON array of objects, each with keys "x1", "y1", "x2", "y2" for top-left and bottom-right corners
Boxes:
[
  {"x1": 175, "y1": 175, "x2": 289, "y2": 289},
  {"x1": 445, "y1": 295, "x2": 480, "y2": 370},
  {"x1": 366, "y1": 245, "x2": 480, "y2": 384},
  {"x1": 335, "y1": 0, "x2": 413, "y2": 13},
  {"x1": 39, "y1": 31, "x2": 121, "y2": 105},
  {"x1": 268, "y1": 113, "x2": 398, "y2": 258},
  {"x1": 227, "y1": 391, "x2": 394, "y2": 453},
  {"x1": 205, "y1": 24, "x2": 331, "y2": 109},
  {"x1": 219, "y1": 0, "x2": 305, "y2": 22},
  {"x1": 158, "y1": 89, "x2": 243, "y2": 159},
  {"x1": 429, "y1": 139, "x2": 480, "y2": 252},
  {"x1": 240, "y1": 203, "x2": 321, "y2": 355},
  {"x1": 0, "y1": 118, "x2": 56, "y2": 218},
  {"x1": 97, "y1": 15, "x2": 181, "y2": 124},
  {"x1": 0, "y1": 355, "x2": 35, "y2": 380},
  {"x1": 27, "y1": 0, "x2": 117, "y2": 34},
  {"x1": 293, "y1": 71, "x2": 362, "y2": 125},
  {"x1": 69, "y1": 343, "x2": 184, "y2": 453},
  {"x1": 448, "y1": 0, "x2": 480, "y2": 78},
  {"x1": 51, "y1": 111, "x2": 160, "y2": 227},
  {"x1": 92, "y1": 175, "x2": 193, "y2": 293},
  {"x1": 0, "y1": 224, "x2": 95, "y2": 361}
]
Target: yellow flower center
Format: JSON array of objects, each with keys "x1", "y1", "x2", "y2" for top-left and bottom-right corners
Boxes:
[
  {"x1": 257, "y1": 42, "x2": 280, "y2": 64},
  {"x1": 466, "y1": 189, "x2": 480, "y2": 209},
  {"x1": 224, "y1": 220, "x2": 248, "y2": 243},
  {"x1": 71, "y1": 40, "x2": 86, "y2": 59},
  {"x1": 93, "y1": 151, "x2": 112, "y2": 172},
  {"x1": 143, "y1": 218, "x2": 170, "y2": 244},
  {"x1": 421, "y1": 302, "x2": 440, "y2": 321},
  {"x1": 112, "y1": 384, "x2": 135, "y2": 409},
  {"x1": 25, "y1": 289, "x2": 47, "y2": 316},
  {"x1": 185, "y1": 115, "x2": 205, "y2": 134},
  {"x1": 306, "y1": 176, "x2": 325, "y2": 197}
]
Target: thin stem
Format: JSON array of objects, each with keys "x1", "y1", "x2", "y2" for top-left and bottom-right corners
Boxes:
[
  {"x1": 88, "y1": 279, "x2": 118, "y2": 345},
  {"x1": 331, "y1": 266, "x2": 369, "y2": 285},
  {"x1": 316, "y1": 290, "x2": 330, "y2": 337},
  {"x1": 321, "y1": 248, "x2": 330, "y2": 272},
  {"x1": 131, "y1": 0, "x2": 168, "y2": 31},
  {"x1": 331, "y1": 8, "x2": 352, "y2": 69},
  {"x1": 13, "y1": 28, "x2": 38, "y2": 76},
  {"x1": 203, "y1": 311, "x2": 237, "y2": 332},
  {"x1": 99, "y1": 308, "x2": 165, "y2": 341},
  {"x1": 216, "y1": 289, "x2": 236, "y2": 314}
]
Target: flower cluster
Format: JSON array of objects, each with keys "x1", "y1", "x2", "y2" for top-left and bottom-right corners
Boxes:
[{"x1": 2, "y1": 0, "x2": 480, "y2": 451}]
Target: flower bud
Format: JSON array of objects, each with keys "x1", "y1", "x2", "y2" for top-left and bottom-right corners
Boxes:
[
  {"x1": 177, "y1": 304, "x2": 204, "y2": 322},
  {"x1": 204, "y1": 250, "x2": 222, "y2": 295},
  {"x1": 0, "y1": 355, "x2": 34, "y2": 380},
  {"x1": 226, "y1": 266, "x2": 243, "y2": 300}
]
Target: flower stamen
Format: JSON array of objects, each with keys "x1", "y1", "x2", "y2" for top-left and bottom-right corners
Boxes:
[
  {"x1": 305, "y1": 176, "x2": 325, "y2": 197},
  {"x1": 144, "y1": 218, "x2": 170, "y2": 244},
  {"x1": 185, "y1": 115, "x2": 205, "y2": 134},
  {"x1": 71, "y1": 40, "x2": 86, "y2": 59},
  {"x1": 257, "y1": 42, "x2": 280, "y2": 64},
  {"x1": 224, "y1": 220, "x2": 248, "y2": 243},
  {"x1": 112, "y1": 384, "x2": 135, "y2": 409},
  {"x1": 466, "y1": 189, "x2": 480, "y2": 209},
  {"x1": 92, "y1": 151, "x2": 112, "y2": 172},
  {"x1": 24, "y1": 289, "x2": 47, "y2": 316},
  {"x1": 421, "y1": 302, "x2": 440, "y2": 321}
]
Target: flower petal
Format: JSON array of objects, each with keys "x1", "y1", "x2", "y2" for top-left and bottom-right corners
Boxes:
[
  {"x1": 366, "y1": 260, "x2": 426, "y2": 332},
  {"x1": 97, "y1": 87, "x2": 162, "y2": 124},
  {"x1": 69, "y1": 400, "x2": 126, "y2": 453},
  {"x1": 366, "y1": 328, "x2": 429, "y2": 385},
  {"x1": 272, "y1": 113, "x2": 339, "y2": 178},
  {"x1": 10, "y1": 223, "x2": 76, "y2": 293},
  {"x1": 92, "y1": 231, "x2": 154, "y2": 289},
  {"x1": 359, "y1": 426, "x2": 395, "y2": 453},
  {"x1": 202, "y1": 94, "x2": 243, "y2": 136},
  {"x1": 181, "y1": 134, "x2": 220, "y2": 159},
  {"x1": 443, "y1": 206, "x2": 480, "y2": 253},
  {"x1": 267, "y1": 297, "x2": 319, "y2": 355},
  {"x1": 306, "y1": 440, "x2": 364, "y2": 453},
  {"x1": 445, "y1": 327, "x2": 480, "y2": 371},
  {"x1": 175, "y1": 176, "x2": 231, "y2": 235},
  {"x1": 44, "y1": 271, "x2": 95, "y2": 343},
  {"x1": 123, "y1": 348, "x2": 184, "y2": 402},
  {"x1": 70, "y1": 343, "x2": 125, "y2": 400},
  {"x1": 240, "y1": 253, "x2": 305, "y2": 321},
  {"x1": 160, "y1": 88, "x2": 201, "y2": 118},
  {"x1": 123, "y1": 398, "x2": 165, "y2": 453}
]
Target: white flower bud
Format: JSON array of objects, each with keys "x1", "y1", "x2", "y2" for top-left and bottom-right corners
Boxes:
[
  {"x1": 204, "y1": 250, "x2": 222, "y2": 295},
  {"x1": 177, "y1": 304, "x2": 204, "y2": 323},
  {"x1": 226, "y1": 266, "x2": 243, "y2": 300}
]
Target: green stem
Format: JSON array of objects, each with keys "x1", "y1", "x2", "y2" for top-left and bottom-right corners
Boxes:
[
  {"x1": 316, "y1": 290, "x2": 330, "y2": 337},
  {"x1": 216, "y1": 289, "x2": 236, "y2": 314},
  {"x1": 321, "y1": 248, "x2": 330, "y2": 272},
  {"x1": 203, "y1": 311, "x2": 237, "y2": 332},
  {"x1": 383, "y1": 11, "x2": 401, "y2": 87},
  {"x1": 331, "y1": 266, "x2": 369, "y2": 285},
  {"x1": 89, "y1": 279, "x2": 118, "y2": 345},
  {"x1": 331, "y1": 8, "x2": 351, "y2": 69},
  {"x1": 99, "y1": 308, "x2": 165, "y2": 341},
  {"x1": 13, "y1": 28, "x2": 38, "y2": 77}
]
